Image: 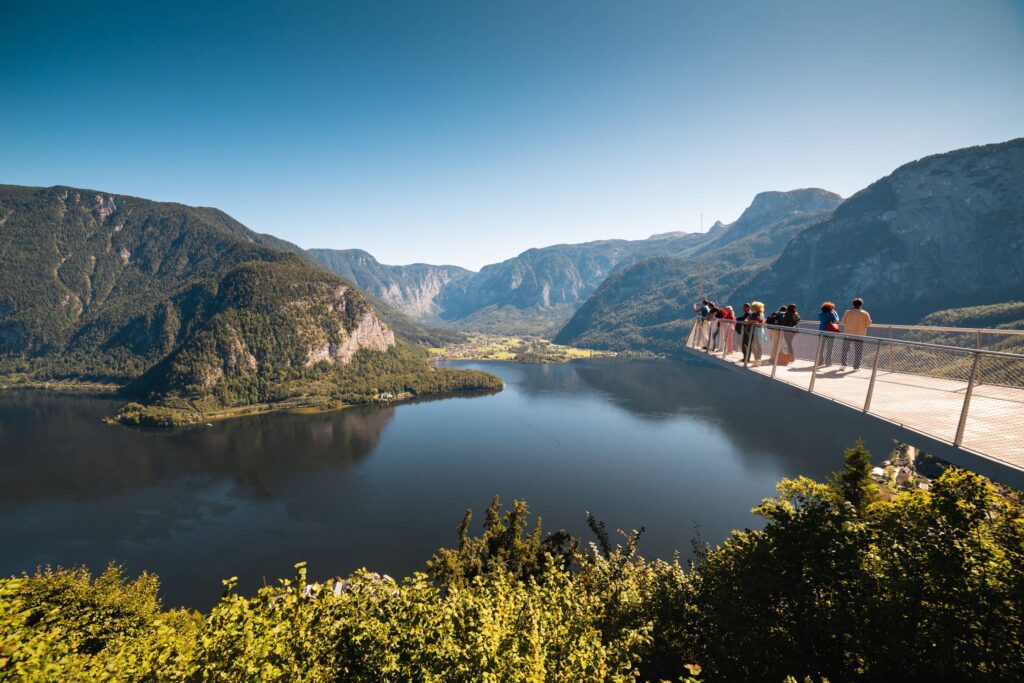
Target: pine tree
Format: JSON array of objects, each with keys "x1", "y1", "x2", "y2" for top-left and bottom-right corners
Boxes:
[{"x1": 833, "y1": 439, "x2": 878, "y2": 513}]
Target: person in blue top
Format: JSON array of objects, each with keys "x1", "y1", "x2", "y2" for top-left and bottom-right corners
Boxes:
[{"x1": 817, "y1": 301, "x2": 840, "y2": 365}]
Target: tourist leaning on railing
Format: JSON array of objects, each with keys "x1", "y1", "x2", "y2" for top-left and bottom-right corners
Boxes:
[
  {"x1": 722, "y1": 305, "x2": 736, "y2": 354},
  {"x1": 736, "y1": 303, "x2": 753, "y2": 359}
]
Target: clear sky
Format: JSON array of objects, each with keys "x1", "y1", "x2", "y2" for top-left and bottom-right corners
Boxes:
[{"x1": 2, "y1": 1, "x2": 1022, "y2": 270}]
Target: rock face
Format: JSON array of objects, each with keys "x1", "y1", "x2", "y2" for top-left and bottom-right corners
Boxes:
[
  {"x1": 305, "y1": 305, "x2": 396, "y2": 366},
  {"x1": 308, "y1": 249, "x2": 471, "y2": 320},
  {"x1": 146, "y1": 260, "x2": 396, "y2": 396},
  {"x1": 735, "y1": 138, "x2": 1024, "y2": 321}
]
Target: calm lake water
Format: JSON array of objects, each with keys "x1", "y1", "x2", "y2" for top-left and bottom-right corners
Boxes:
[{"x1": 0, "y1": 358, "x2": 900, "y2": 608}]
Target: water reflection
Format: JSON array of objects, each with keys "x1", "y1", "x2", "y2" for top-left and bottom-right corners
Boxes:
[
  {"x1": 0, "y1": 394, "x2": 395, "y2": 504},
  {"x1": 1, "y1": 358, "x2": 901, "y2": 608}
]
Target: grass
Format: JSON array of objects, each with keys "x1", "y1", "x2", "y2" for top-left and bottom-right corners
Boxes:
[{"x1": 432, "y1": 334, "x2": 616, "y2": 364}]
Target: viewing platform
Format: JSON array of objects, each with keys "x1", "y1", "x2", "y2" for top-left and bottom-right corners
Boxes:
[{"x1": 685, "y1": 318, "x2": 1024, "y2": 487}]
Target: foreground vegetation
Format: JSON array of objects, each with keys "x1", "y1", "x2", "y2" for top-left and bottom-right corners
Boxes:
[{"x1": 2, "y1": 443, "x2": 1022, "y2": 681}]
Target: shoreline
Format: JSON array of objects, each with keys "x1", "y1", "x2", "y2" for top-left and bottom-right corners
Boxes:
[{"x1": 2, "y1": 376, "x2": 502, "y2": 429}]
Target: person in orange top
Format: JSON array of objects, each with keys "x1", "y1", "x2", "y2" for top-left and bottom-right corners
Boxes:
[
  {"x1": 721, "y1": 305, "x2": 736, "y2": 354},
  {"x1": 840, "y1": 297, "x2": 872, "y2": 369}
]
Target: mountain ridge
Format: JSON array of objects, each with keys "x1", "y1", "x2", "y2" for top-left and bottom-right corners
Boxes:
[{"x1": 0, "y1": 185, "x2": 500, "y2": 423}]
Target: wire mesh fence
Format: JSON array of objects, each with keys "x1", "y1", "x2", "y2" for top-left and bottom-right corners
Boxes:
[
  {"x1": 686, "y1": 317, "x2": 1024, "y2": 468},
  {"x1": 795, "y1": 321, "x2": 1024, "y2": 355}
]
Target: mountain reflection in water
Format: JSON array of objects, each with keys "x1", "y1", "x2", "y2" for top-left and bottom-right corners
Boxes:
[{"x1": 0, "y1": 358, "x2": 899, "y2": 608}]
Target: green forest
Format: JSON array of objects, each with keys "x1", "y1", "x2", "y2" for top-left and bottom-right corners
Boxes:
[{"x1": 2, "y1": 444, "x2": 1022, "y2": 682}]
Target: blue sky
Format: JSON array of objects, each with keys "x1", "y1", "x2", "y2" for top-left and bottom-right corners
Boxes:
[{"x1": 2, "y1": 1, "x2": 1022, "y2": 270}]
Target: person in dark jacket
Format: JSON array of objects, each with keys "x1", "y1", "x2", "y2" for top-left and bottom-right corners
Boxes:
[
  {"x1": 735, "y1": 303, "x2": 752, "y2": 359},
  {"x1": 782, "y1": 303, "x2": 800, "y2": 356},
  {"x1": 766, "y1": 306, "x2": 787, "y2": 326}
]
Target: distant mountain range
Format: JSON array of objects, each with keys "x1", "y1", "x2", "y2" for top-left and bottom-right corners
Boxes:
[
  {"x1": 308, "y1": 190, "x2": 844, "y2": 337},
  {"x1": 311, "y1": 233, "x2": 710, "y2": 335},
  {"x1": 2, "y1": 137, "x2": 1019, "y2": 396}
]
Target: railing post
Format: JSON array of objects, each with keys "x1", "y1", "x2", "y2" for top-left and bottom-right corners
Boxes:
[
  {"x1": 808, "y1": 333, "x2": 824, "y2": 393},
  {"x1": 954, "y1": 352, "x2": 982, "y2": 447},
  {"x1": 887, "y1": 326, "x2": 894, "y2": 373},
  {"x1": 705, "y1": 320, "x2": 712, "y2": 354},
  {"x1": 769, "y1": 326, "x2": 782, "y2": 378},
  {"x1": 863, "y1": 340, "x2": 883, "y2": 412}
]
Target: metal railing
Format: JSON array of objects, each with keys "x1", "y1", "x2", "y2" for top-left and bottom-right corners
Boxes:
[
  {"x1": 686, "y1": 317, "x2": 1024, "y2": 468},
  {"x1": 793, "y1": 320, "x2": 1024, "y2": 355}
]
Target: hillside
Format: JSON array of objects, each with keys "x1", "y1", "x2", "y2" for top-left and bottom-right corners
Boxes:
[
  {"x1": 734, "y1": 138, "x2": 1024, "y2": 321},
  {"x1": 554, "y1": 188, "x2": 842, "y2": 352},
  {"x1": 0, "y1": 185, "x2": 500, "y2": 422},
  {"x1": 919, "y1": 301, "x2": 1024, "y2": 330}
]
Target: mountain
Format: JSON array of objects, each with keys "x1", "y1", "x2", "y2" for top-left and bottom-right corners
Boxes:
[
  {"x1": 307, "y1": 249, "x2": 472, "y2": 320},
  {"x1": 734, "y1": 138, "x2": 1024, "y2": 321},
  {"x1": 554, "y1": 188, "x2": 843, "y2": 352},
  {"x1": 0, "y1": 185, "x2": 499, "y2": 422},
  {"x1": 309, "y1": 191, "x2": 837, "y2": 338},
  {"x1": 312, "y1": 233, "x2": 709, "y2": 336}
]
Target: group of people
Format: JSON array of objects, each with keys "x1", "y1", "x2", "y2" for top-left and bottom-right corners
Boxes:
[{"x1": 693, "y1": 297, "x2": 873, "y2": 369}]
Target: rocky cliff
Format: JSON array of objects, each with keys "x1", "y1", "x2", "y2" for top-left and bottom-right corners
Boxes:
[{"x1": 308, "y1": 249, "x2": 472, "y2": 320}]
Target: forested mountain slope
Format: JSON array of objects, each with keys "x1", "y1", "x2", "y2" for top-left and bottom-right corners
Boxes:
[
  {"x1": 0, "y1": 185, "x2": 499, "y2": 422},
  {"x1": 554, "y1": 189, "x2": 842, "y2": 352}
]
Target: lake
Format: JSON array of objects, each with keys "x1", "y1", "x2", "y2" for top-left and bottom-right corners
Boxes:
[{"x1": 0, "y1": 358, "x2": 901, "y2": 608}]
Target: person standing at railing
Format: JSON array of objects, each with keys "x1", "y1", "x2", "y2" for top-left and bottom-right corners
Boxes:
[
  {"x1": 722, "y1": 305, "x2": 736, "y2": 354},
  {"x1": 736, "y1": 303, "x2": 753, "y2": 359},
  {"x1": 840, "y1": 297, "x2": 872, "y2": 369},
  {"x1": 749, "y1": 301, "x2": 767, "y2": 366},
  {"x1": 766, "y1": 305, "x2": 787, "y2": 359},
  {"x1": 707, "y1": 302, "x2": 721, "y2": 350},
  {"x1": 782, "y1": 303, "x2": 800, "y2": 357},
  {"x1": 818, "y1": 301, "x2": 840, "y2": 365}
]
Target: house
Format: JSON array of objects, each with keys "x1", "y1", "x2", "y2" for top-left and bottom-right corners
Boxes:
[
  {"x1": 894, "y1": 466, "x2": 913, "y2": 486},
  {"x1": 871, "y1": 466, "x2": 886, "y2": 479}
]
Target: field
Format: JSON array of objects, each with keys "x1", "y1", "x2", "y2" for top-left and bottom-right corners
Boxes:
[{"x1": 430, "y1": 334, "x2": 617, "y2": 363}]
